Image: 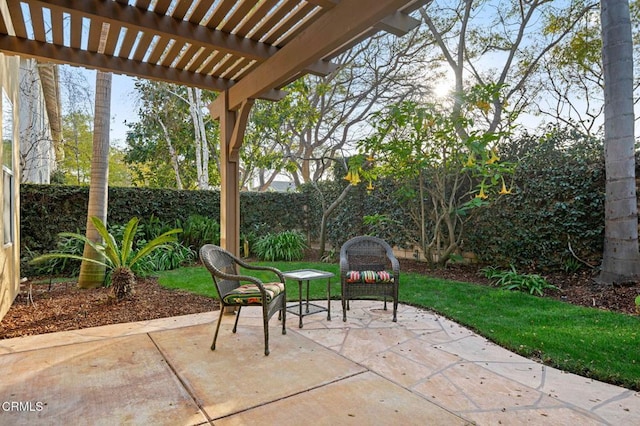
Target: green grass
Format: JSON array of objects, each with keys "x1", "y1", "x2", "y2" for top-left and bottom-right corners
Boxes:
[{"x1": 156, "y1": 262, "x2": 640, "y2": 391}]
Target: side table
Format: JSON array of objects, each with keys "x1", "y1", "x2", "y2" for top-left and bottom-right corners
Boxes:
[{"x1": 283, "y1": 269, "x2": 334, "y2": 328}]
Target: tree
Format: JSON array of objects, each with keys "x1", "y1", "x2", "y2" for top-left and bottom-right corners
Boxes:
[
  {"x1": 59, "y1": 112, "x2": 93, "y2": 184},
  {"x1": 125, "y1": 81, "x2": 218, "y2": 189},
  {"x1": 77, "y1": 71, "x2": 111, "y2": 289},
  {"x1": 243, "y1": 29, "x2": 433, "y2": 189},
  {"x1": 419, "y1": 0, "x2": 599, "y2": 137},
  {"x1": 360, "y1": 98, "x2": 513, "y2": 265},
  {"x1": 597, "y1": 0, "x2": 640, "y2": 284}
]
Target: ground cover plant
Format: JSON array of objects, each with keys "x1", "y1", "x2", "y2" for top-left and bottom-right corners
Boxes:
[{"x1": 482, "y1": 265, "x2": 559, "y2": 296}]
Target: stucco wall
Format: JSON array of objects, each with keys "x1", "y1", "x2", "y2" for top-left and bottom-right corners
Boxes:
[{"x1": 0, "y1": 52, "x2": 22, "y2": 322}]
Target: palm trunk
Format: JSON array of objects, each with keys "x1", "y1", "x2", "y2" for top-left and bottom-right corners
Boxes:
[
  {"x1": 598, "y1": 0, "x2": 640, "y2": 284},
  {"x1": 78, "y1": 71, "x2": 111, "y2": 289}
]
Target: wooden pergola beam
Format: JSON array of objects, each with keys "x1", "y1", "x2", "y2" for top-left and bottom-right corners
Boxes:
[
  {"x1": 32, "y1": 0, "x2": 277, "y2": 60},
  {"x1": 376, "y1": 11, "x2": 422, "y2": 36},
  {"x1": 223, "y1": 0, "x2": 417, "y2": 111},
  {"x1": 0, "y1": 36, "x2": 234, "y2": 92}
]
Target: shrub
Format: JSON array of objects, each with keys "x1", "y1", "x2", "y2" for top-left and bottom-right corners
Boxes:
[
  {"x1": 465, "y1": 127, "x2": 605, "y2": 270},
  {"x1": 482, "y1": 265, "x2": 558, "y2": 296},
  {"x1": 134, "y1": 242, "x2": 195, "y2": 276},
  {"x1": 254, "y1": 230, "x2": 306, "y2": 261},
  {"x1": 177, "y1": 214, "x2": 220, "y2": 249},
  {"x1": 23, "y1": 234, "x2": 85, "y2": 277},
  {"x1": 31, "y1": 217, "x2": 181, "y2": 300}
]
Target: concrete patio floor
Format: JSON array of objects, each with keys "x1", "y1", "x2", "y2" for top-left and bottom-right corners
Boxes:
[{"x1": 0, "y1": 300, "x2": 638, "y2": 425}]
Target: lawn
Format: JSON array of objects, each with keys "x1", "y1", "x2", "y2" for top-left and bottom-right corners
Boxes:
[{"x1": 157, "y1": 261, "x2": 640, "y2": 391}]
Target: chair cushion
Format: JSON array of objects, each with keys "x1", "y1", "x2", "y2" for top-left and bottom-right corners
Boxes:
[
  {"x1": 346, "y1": 270, "x2": 394, "y2": 283},
  {"x1": 222, "y1": 282, "x2": 285, "y2": 305}
]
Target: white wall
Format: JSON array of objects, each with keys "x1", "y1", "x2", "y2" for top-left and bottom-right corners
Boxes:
[{"x1": 19, "y1": 58, "x2": 56, "y2": 184}]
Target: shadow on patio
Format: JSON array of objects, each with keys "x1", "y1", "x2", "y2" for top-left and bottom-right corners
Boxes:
[{"x1": 1, "y1": 301, "x2": 638, "y2": 425}]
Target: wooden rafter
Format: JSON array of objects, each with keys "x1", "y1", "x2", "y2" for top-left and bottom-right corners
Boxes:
[
  {"x1": 222, "y1": 0, "x2": 421, "y2": 111},
  {"x1": 0, "y1": 0, "x2": 352, "y2": 92}
]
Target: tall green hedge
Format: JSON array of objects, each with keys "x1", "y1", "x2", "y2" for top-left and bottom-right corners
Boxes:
[
  {"x1": 463, "y1": 128, "x2": 606, "y2": 270},
  {"x1": 20, "y1": 185, "x2": 308, "y2": 255},
  {"x1": 21, "y1": 127, "x2": 614, "y2": 273}
]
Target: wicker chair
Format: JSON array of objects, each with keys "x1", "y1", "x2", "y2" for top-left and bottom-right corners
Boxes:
[
  {"x1": 340, "y1": 236, "x2": 399, "y2": 322},
  {"x1": 199, "y1": 244, "x2": 287, "y2": 356}
]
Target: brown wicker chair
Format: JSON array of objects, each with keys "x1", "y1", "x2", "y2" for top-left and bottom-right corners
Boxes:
[
  {"x1": 340, "y1": 236, "x2": 399, "y2": 322},
  {"x1": 199, "y1": 244, "x2": 286, "y2": 356}
]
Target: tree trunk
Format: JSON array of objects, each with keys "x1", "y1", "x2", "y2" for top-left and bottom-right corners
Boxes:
[
  {"x1": 158, "y1": 119, "x2": 184, "y2": 189},
  {"x1": 78, "y1": 71, "x2": 111, "y2": 289},
  {"x1": 187, "y1": 87, "x2": 210, "y2": 189},
  {"x1": 317, "y1": 183, "x2": 352, "y2": 257},
  {"x1": 598, "y1": 0, "x2": 640, "y2": 284}
]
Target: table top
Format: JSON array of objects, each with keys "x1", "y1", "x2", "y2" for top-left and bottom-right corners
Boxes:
[{"x1": 282, "y1": 269, "x2": 334, "y2": 280}]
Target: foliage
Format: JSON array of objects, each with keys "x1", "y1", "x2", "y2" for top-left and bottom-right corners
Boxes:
[
  {"x1": 124, "y1": 80, "x2": 219, "y2": 189},
  {"x1": 358, "y1": 98, "x2": 514, "y2": 265},
  {"x1": 177, "y1": 214, "x2": 220, "y2": 249},
  {"x1": 133, "y1": 242, "x2": 195, "y2": 276},
  {"x1": 464, "y1": 126, "x2": 604, "y2": 270},
  {"x1": 22, "y1": 235, "x2": 84, "y2": 278},
  {"x1": 59, "y1": 112, "x2": 93, "y2": 184},
  {"x1": 21, "y1": 126, "x2": 607, "y2": 275},
  {"x1": 30, "y1": 217, "x2": 181, "y2": 300},
  {"x1": 138, "y1": 215, "x2": 174, "y2": 241},
  {"x1": 57, "y1": 112, "x2": 133, "y2": 186},
  {"x1": 253, "y1": 231, "x2": 307, "y2": 261},
  {"x1": 108, "y1": 217, "x2": 194, "y2": 274},
  {"x1": 362, "y1": 214, "x2": 399, "y2": 239},
  {"x1": 240, "y1": 191, "x2": 308, "y2": 238},
  {"x1": 482, "y1": 265, "x2": 558, "y2": 296}
]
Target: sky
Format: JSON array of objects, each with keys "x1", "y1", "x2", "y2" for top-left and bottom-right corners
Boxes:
[
  {"x1": 108, "y1": 74, "x2": 139, "y2": 146},
  {"x1": 73, "y1": 67, "x2": 139, "y2": 147}
]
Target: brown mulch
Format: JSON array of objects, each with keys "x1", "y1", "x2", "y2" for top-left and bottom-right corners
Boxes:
[
  {"x1": 1, "y1": 259, "x2": 638, "y2": 340},
  {"x1": 0, "y1": 278, "x2": 218, "y2": 339}
]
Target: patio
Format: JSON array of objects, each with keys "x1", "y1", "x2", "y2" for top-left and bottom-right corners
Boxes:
[{"x1": 1, "y1": 301, "x2": 638, "y2": 425}]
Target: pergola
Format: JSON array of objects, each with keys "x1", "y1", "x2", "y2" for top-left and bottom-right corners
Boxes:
[{"x1": 0, "y1": 0, "x2": 423, "y2": 255}]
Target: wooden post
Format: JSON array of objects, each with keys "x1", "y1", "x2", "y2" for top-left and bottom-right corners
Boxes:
[{"x1": 209, "y1": 92, "x2": 253, "y2": 256}]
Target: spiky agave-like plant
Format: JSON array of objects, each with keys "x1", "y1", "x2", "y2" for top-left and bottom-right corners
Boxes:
[{"x1": 32, "y1": 216, "x2": 181, "y2": 301}]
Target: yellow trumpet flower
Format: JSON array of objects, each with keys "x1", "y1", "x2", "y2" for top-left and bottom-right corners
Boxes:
[
  {"x1": 366, "y1": 154, "x2": 375, "y2": 162},
  {"x1": 476, "y1": 100, "x2": 490, "y2": 113},
  {"x1": 465, "y1": 153, "x2": 476, "y2": 168},
  {"x1": 350, "y1": 169, "x2": 361, "y2": 185},
  {"x1": 486, "y1": 148, "x2": 500, "y2": 165},
  {"x1": 344, "y1": 171, "x2": 353, "y2": 182},
  {"x1": 499, "y1": 177, "x2": 512, "y2": 195},
  {"x1": 366, "y1": 180, "x2": 374, "y2": 191},
  {"x1": 476, "y1": 185, "x2": 488, "y2": 199}
]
